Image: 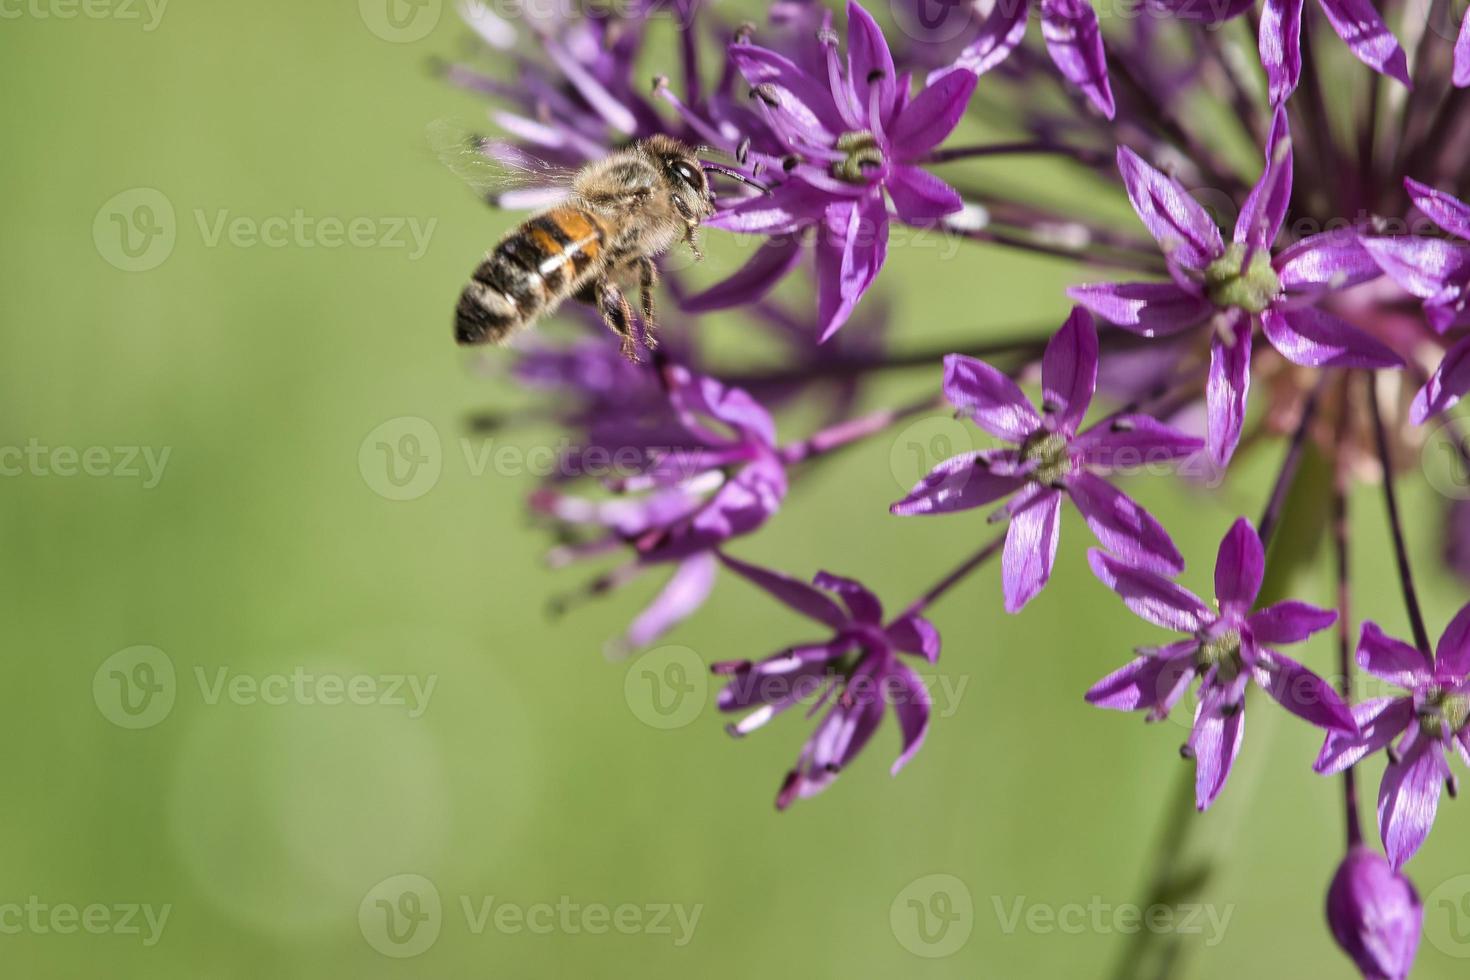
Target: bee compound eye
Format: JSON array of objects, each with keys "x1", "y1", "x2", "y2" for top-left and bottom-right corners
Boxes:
[{"x1": 672, "y1": 160, "x2": 701, "y2": 188}]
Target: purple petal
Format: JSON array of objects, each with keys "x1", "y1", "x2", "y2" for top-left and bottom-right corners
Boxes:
[
  {"x1": 812, "y1": 570, "x2": 884, "y2": 623},
  {"x1": 1072, "y1": 414, "x2": 1204, "y2": 470},
  {"x1": 1316, "y1": 697, "x2": 1415, "y2": 774},
  {"x1": 1039, "y1": 0, "x2": 1115, "y2": 118},
  {"x1": 1317, "y1": 0, "x2": 1411, "y2": 88},
  {"x1": 1260, "y1": 0, "x2": 1304, "y2": 103},
  {"x1": 1406, "y1": 178, "x2": 1470, "y2": 240},
  {"x1": 718, "y1": 644, "x2": 843, "y2": 717},
  {"x1": 1234, "y1": 106, "x2": 1292, "y2": 250},
  {"x1": 1116, "y1": 146, "x2": 1225, "y2": 270},
  {"x1": 729, "y1": 44, "x2": 844, "y2": 137},
  {"x1": 1002, "y1": 487, "x2": 1063, "y2": 613},
  {"x1": 622, "y1": 553, "x2": 718, "y2": 650},
  {"x1": 816, "y1": 195, "x2": 889, "y2": 342},
  {"x1": 1068, "y1": 471, "x2": 1185, "y2": 574},
  {"x1": 1085, "y1": 641, "x2": 1196, "y2": 712},
  {"x1": 1357, "y1": 621, "x2": 1433, "y2": 689},
  {"x1": 1434, "y1": 600, "x2": 1470, "y2": 682},
  {"x1": 1247, "y1": 600, "x2": 1338, "y2": 644},
  {"x1": 1214, "y1": 517, "x2": 1265, "y2": 615},
  {"x1": 1190, "y1": 682, "x2": 1246, "y2": 809},
  {"x1": 1067, "y1": 280, "x2": 1214, "y2": 338},
  {"x1": 1253, "y1": 646, "x2": 1357, "y2": 731},
  {"x1": 891, "y1": 66, "x2": 977, "y2": 156},
  {"x1": 1378, "y1": 733, "x2": 1448, "y2": 869},
  {"x1": 1088, "y1": 549, "x2": 1211, "y2": 632},
  {"x1": 845, "y1": 1, "x2": 897, "y2": 123},
  {"x1": 1041, "y1": 307, "x2": 1099, "y2": 433},
  {"x1": 1261, "y1": 305, "x2": 1404, "y2": 369},
  {"x1": 1411, "y1": 335, "x2": 1470, "y2": 423},
  {"x1": 885, "y1": 165, "x2": 963, "y2": 223},
  {"x1": 886, "y1": 614, "x2": 942, "y2": 662},
  {"x1": 1206, "y1": 311, "x2": 1252, "y2": 466},
  {"x1": 718, "y1": 552, "x2": 849, "y2": 629},
  {"x1": 1457, "y1": 9, "x2": 1470, "y2": 88},
  {"x1": 707, "y1": 180, "x2": 822, "y2": 235},
  {"x1": 942, "y1": 353, "x2": 1041, "y2": 442},
  {"x1": 888, "y1": 660, "x2": 933, "y2": 774},
  {"x1": 945, "y1": 0, "x2": 1029, "y2": 78},
  {"x1": 682, "y1": 234, "x2": 803, "y2": 311},
  {"x1": 668, "y1": 370, "x2": 777, "y2": 446},
  {"x1": 1360, "y1": 236, "x2": 1470, "y2": 305},
  {"x1": 890, "y1": 449, "x2": 1026, "y2": 516},
  {"x1": 1274, "y1": 230, "x2": 1383, "y2": 291}
]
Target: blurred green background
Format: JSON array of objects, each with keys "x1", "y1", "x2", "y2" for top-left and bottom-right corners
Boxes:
[{"x1": 2, "y1": 1, "x2": 1467, "y2": 976}]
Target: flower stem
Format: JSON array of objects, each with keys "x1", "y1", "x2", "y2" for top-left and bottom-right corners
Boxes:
[
  {"x1": 1331, "y1": 396, "x2": 1364, "y2": 847},
  {"x1": 1367, "y1": 370, "x2": 1433, "y2": 658},
  {"x1": 898, "y1": 530, "x2": 1007, "y2": 621},
  {"x1": 1258, "y1": 373, "x2": 1326, "y2": 548},
  {"x1": 777, "y1": 394, "x2": 940, "y2": 466}
]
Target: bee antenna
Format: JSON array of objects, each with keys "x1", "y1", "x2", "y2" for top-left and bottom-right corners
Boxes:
[{"x1": 702, "y1": 164, "x2": 772, "y2": 194}]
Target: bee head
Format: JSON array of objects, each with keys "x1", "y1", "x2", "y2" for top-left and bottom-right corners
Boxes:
[{"x1": 642, "y1": 135, "x2": 716, "y2": 220}]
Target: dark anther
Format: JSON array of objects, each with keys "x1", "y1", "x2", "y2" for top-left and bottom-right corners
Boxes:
[
  {"x1": 736, "y1": 138, "x2": 750, "y2": 164},
  {"x1": 781, "y1": 155, "x2": 799, "y2": 172},
  {"x1": 1179, "y1": 744, "x2": 1195, "y2": 760},
  {"x1": 752, "y1": 83, "x2": 779, "y2": 107},
  {"x1": 866, "y1": 69, "x2": 886, "y2": 83}
]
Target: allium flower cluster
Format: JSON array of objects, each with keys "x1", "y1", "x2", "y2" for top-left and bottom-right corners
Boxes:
[{"x1": 441, "y1": 0, "x2": 1470, "y2": 971}]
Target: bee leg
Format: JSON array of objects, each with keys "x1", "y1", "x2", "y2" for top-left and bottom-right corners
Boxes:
[
  {"x1": 682, "y1": 222, "x2": 703, "y2": 262},
  {"x1": 637, "y1": 257, "x2": 659, "y2": 351},
  {"x1": 594, "y1": 279, "x2": 640, "y2": 362}
]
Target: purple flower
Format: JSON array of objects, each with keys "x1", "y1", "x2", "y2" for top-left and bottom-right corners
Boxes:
[
  {"x1": 939, "y1": 0, "x2": 1115, "y2": 118},
  {"x1": 1460, "y1": 8, "x2": 1470, "y2": 88},
  {"x1": 709, "y1": 2, "x2": 977, "y2": 339},
  {"x1": 1087, "y1": 518, "x2": 1354, "y2": 810},
  {"x1": 533, "y1": 365, "x2": 786, "y2": 652},
  {"x1": 1315, "y1": 604, "x2": 1470, "y2": 868},
  {"x1": 1069, "y1": 108, "x2": 1403, "y2": 464},
  {"x1": 713, "y1": 554, "x2": 940, "y2": 809},
  {"x1": 1256, "y1": 0, "x2": 1410, "y2": 103},
  {"x1": 1325, "y1": 846, "x2": 1422, "y2": 980},
  {"x1": 891, "y1": 308, "x2": 1202, "y2": 612},
  {"x1": 1362, "y1": 179, "x2": 1470, "y2": 422}
]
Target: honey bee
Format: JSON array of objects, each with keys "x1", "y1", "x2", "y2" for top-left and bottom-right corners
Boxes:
[{"x1": 454, "y1": 135, "x2": 756, "y2": 362}]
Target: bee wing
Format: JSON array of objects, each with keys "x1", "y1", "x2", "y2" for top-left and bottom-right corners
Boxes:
[{"x1": 426, "y1": 118, "x2": 577, "y2": 210}]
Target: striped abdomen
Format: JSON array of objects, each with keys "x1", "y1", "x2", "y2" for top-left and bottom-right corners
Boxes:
[{"x1": 455, "y1": 206, "x2": 609, "y2": 345}]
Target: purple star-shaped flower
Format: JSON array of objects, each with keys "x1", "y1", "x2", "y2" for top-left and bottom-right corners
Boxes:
[
  {"x1": 713, "y1": 554, "x2": 940, "y2": 809},
  {"x1": 710, "y1": 1, "x2": 977, "y2": 339},
  {"x1": 1087, "y1": 518, "x2": 1355, "y2": 809},
  {"x1": 1362, "y1": 179, "x2": 1470, "y2": 422},
  {"x1": 1257, "y1": 0, "x2": 1410, "y2": 103},
  {"x1": 1315, "y1": 605, "x2": 1470, "y2": 869},
  {"x1": 533, "y1": 364, "x2": 786, "y2": 651},
  {"x1": 939, "y1": 0, "x2": 1114, "y2": 118},
  {"x1": 891, "y1": 308, "x2": 1202, "y2": 612},
  {"x1": 1070, "y1": 108, "x2": 1402, "y2": 465}
]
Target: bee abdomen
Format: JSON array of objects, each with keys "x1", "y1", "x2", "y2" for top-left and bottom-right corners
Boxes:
[{"x1": 454, "y1": 207, "x2": 607, "y2": 346}]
